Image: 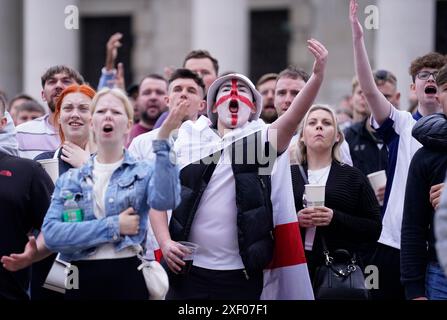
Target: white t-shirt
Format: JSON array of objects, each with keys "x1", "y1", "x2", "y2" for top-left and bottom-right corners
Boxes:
[
  {"x1": 128, "y1": 127, "x2": 177, "y2": 260},
  {"x1": 83, "y1": 156, "x2": 138, "y2": 260},
  {"x1": 128, "y1": 128, "x2": 159, "y2": 161},
  {"x1": 371, "y1": 107, "x2": 422, "y2": 249},
  {"x1": 189, "y1": 128, "x2": 269, "y2": 270}
]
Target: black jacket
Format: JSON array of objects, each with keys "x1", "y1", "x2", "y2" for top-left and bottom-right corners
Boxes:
[
  {"x1": 401, "y1": 113, "x2": 447, "y2": 299},
  {"x1": 344, "y1": 119, "x2": 388, "y2": 176},
  {"x1": 290, "y1": 161, "x2": 381, "y2": 277},
  {"x1": 169, "y1": 132, "x2": 274, "y2": 277},
  {"x1": 0, "y1": 152, "x2": 54, "y2": 299}
]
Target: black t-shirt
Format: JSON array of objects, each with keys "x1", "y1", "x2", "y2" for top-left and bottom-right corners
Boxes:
[{"x1": 0, "y1": 152, "x2": 54, "y2": 299}]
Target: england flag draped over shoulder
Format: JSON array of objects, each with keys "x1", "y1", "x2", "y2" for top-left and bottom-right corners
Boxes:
[
  {"x1": 261, "y1": 148, "x2": 314, "y2": 300},
  {"x1": 173, "y1": 116, "x2": 314, "y2": 300}
]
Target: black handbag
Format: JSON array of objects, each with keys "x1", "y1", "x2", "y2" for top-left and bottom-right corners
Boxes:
[{"x1": 313, "y1": 237, "x2": 370, "y2": 300}]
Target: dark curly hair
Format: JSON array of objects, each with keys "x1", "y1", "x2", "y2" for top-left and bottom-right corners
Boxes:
[{"x1": 409, "y1": 52, "x2": 447, "y2": 83}]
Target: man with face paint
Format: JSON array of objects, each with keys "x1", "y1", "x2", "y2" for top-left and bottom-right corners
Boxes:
[{"x1": 150, "y1": 39, "x2": 328, "y2": 300}]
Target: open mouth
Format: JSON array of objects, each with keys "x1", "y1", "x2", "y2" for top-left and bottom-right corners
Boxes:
[
  {"x1": 103, "y1": 124, "x2": 114, "y2": 133},
  {"x1": 425, "y1": 86, "x2": 437, "y2": 94},
  {"x1": 229, "y1": 99, "x2": 239, "y2": 113},
  {"x1": 69, "y1": 122, "x2": 83, "y2": 127}
]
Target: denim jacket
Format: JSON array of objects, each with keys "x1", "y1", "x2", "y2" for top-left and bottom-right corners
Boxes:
[{"x1": 42, "y1": 140, "x2": 180, "y2": 261}]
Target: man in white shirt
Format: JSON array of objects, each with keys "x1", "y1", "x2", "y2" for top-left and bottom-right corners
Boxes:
[
  {"x1": 129, "y1": 68, "x2": 206, "y2": 260},
  {"x1": 150, "y1": 39, "x2": 328, "y2": 300},
  {"x1": 16, "y1": 65, "x2": 83, "y2": 159},
  {"x1": 350, "y1": 0, "x2": 447, "y2": 299},
  {"x1": 129, "y1": 68, "x2": 206, "y2": 160}
]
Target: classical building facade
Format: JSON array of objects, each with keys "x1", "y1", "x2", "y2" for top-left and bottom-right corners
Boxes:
[{"x1": 0, "y1": 0, "x2": 444, "y2": 110}]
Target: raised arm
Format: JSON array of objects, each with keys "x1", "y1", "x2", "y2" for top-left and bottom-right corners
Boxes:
[
  {"x1": 350, "y1": 0, "x2": 391, "y2": 125},
  {"x1": 97, "y1": 32, "x2": 123, "y2": 90},
  {"x1": 270, "y1": 39, "x2": 328, "y2": 153}
]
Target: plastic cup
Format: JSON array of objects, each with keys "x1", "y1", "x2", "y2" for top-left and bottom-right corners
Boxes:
[
  {"x1": 367, "y1": 170, "x2": 387, "y2": 191},
  {"x1": 304, "y1": 184, "x2": 325, "y2": 207},
  {"x1": 37, "y1": 159, "x2": 59, "y2": 184},
  {"x1": 367, "y1": 170, "x2": 387, "y2": 205},
  {"x1": 178, "y1": 241, "x2": 199, "y2": 274}
]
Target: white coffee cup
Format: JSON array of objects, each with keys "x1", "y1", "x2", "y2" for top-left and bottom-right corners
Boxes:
[
  {"x1": 37, "y1": 159, "x2": 59, "y2": 184},
  {"x1": 304, "y1": 184, "x2": 325, "y2": 207},
  {"x1": 367, "y1": 170, "x2": 387, "y2": 205},
  {"x1": 367, "y1": 170, "x2": 387, "y2": 192}
]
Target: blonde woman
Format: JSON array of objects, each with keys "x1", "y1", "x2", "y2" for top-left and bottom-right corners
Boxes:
[
  {"x1": 289, "y1": 104, "x2": 381, "y2": 284},
  {"x1": 41, "y1": 88, "x2": 181, "y2": 299}
]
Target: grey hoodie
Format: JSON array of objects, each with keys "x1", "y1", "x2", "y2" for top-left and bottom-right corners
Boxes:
[{"x1": 0, "y1": 111, "x2": 19, "y2": 156}]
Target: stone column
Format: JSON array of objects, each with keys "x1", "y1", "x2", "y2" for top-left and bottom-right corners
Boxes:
[
  {"x1": 375, "y1": 0, "x2": 436, "y2": 110},
  {"x1": 23, "y1": 0, "x2": 80, "y2": 105},
  {"x1": 191, "y1": 0, "x2": 249, "y2": 75},
  {"x1": 0, "y1": 0, "x2": 22, "y2": 100}
]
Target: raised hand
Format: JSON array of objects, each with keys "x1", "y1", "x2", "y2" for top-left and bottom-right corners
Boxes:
[
  {"x1": 118, "y1": 207, "x2": 140, "y2": 236},
  {"x1": 157, "y1": 100, "x2": 191, "y2": 140},
  {"x1": 114, "y1": 62, "x2": 126, "y2": 91},
  {"x1": 1, "y1": 236, "x2": 38, "y2": 271},
  {"x1": 349, "y1": 0, "x2": 363, "y2": 40},
  {"x1": 105, "y1": 32, "x2": 123, "y2": 71},
  {"x1": 308, "y1": 39, "x2": 328, "y2": 79},
  {"x1": 61, "y1": 141, "x2": 90, "y2": 168}
]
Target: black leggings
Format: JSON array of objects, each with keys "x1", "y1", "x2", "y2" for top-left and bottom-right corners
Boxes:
[{"x1": 65, "y1": 256, "x2": 148, "y2": 300}]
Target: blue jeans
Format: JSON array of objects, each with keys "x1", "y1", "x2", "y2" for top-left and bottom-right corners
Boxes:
[{"x1": 426, "y1": 262, "x2": 447, "y2": 300}]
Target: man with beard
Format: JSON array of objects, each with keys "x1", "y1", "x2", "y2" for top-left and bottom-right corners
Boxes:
[
  {"x1": 16, "y1": 66, "x2": 84, "y2": 159},
  {"x1": 256, "y1": 73, "x2": 278, "y2": 124},
  {"x1": 126, "y1": 74, "x2": 168, "y2": 147},
  {"x1": 129, "y1": 68, "x2": 206, "y2": 160}
]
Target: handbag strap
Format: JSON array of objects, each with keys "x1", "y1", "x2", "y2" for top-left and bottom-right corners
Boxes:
[
  {"x1": 297, "y1": 165, "x2": 308, "y2": 184},
  {"x1": 297, "y1": 166, "x2": 359, "y2": 276}
]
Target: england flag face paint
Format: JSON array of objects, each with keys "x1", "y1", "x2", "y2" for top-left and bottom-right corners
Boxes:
[{"x1": 213, "y1": 79, "x2": 255, "y2": 128}]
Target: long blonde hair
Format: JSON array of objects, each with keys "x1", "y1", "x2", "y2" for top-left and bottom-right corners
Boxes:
[{"x1": 290, "y1": 104, "x2": 345, "y2": 165}]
